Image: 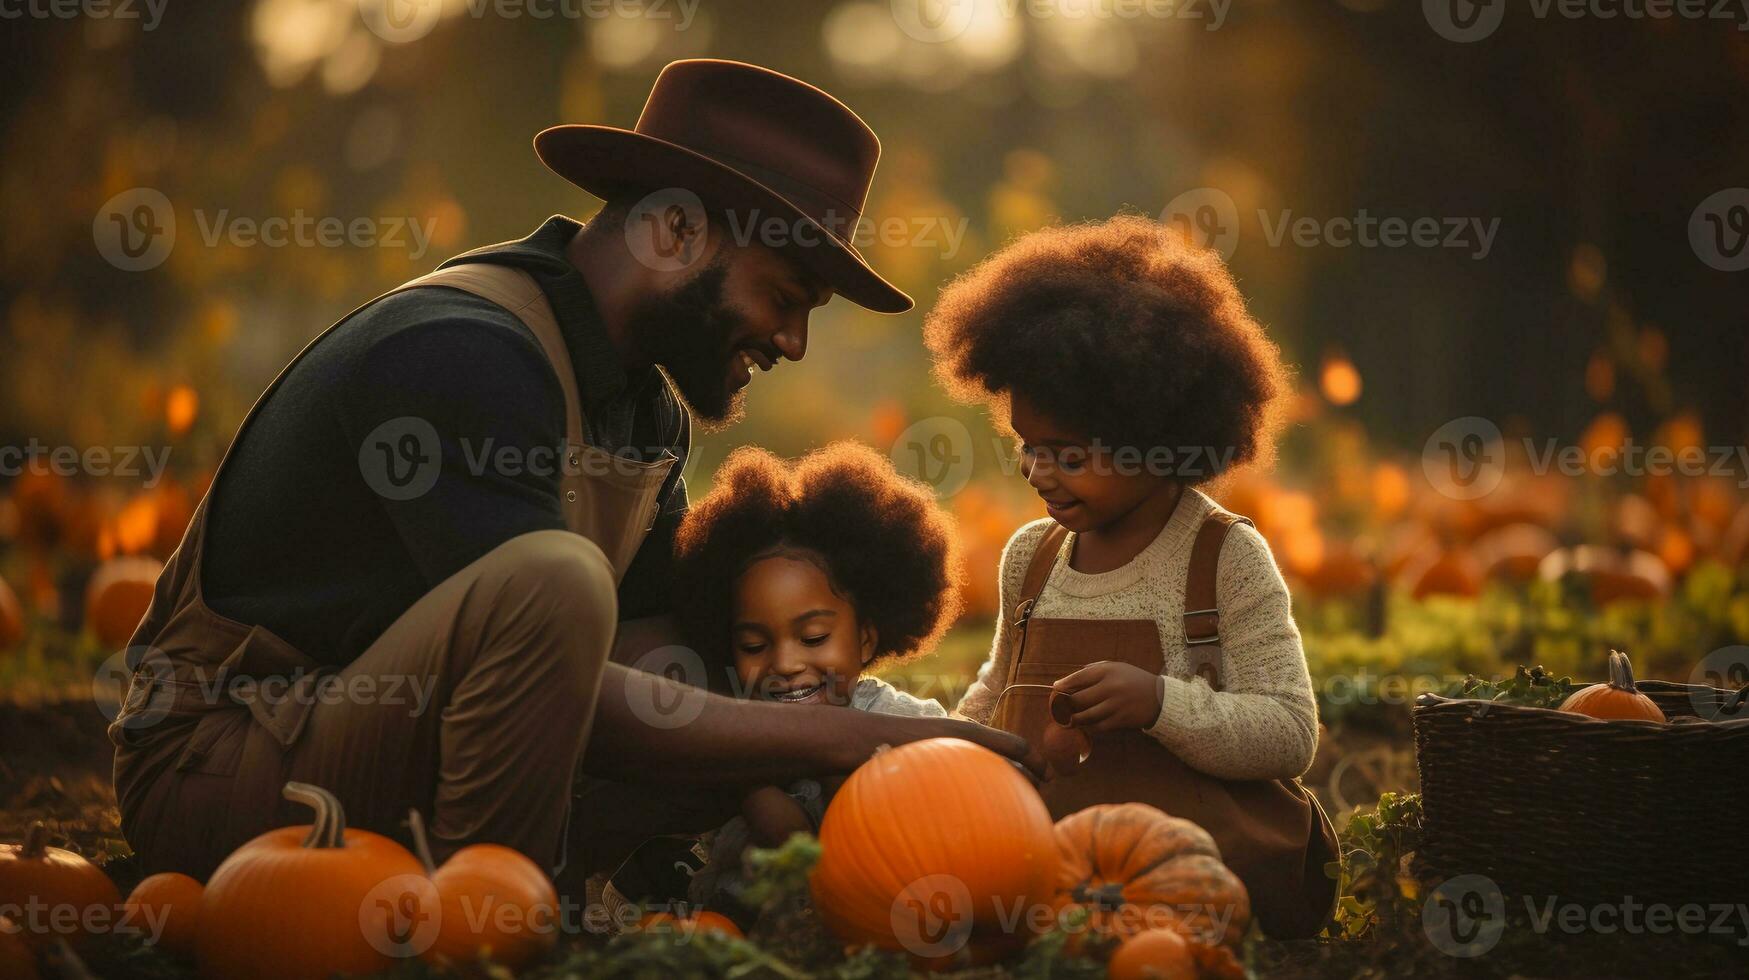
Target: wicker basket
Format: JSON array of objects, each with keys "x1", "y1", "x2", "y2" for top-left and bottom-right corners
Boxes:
[{"x1": 1412, "y1": 678, "x2": 1749, "y2": 907}]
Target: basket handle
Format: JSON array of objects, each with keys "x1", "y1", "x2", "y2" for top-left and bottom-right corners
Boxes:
[{"x1": 1721, "y1": 683, "x2": 1749, "y2": 716}]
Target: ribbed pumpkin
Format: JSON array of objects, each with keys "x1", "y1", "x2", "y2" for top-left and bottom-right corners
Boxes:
[
  {"x1": 1560, "y1": 650, "x2": 1666, "y2": 722},
  {"x1": 1052, "y1": 804, "x2": 1250, "y2": 949},
  {"x1": 0, "y1": 823, "x2": 121, "y2": 947},
  {"x1": 122, "y1": 872, "x2": 203, "y2": 958},
  {"x1": 0, "y1": 917, "x2": 39, "y2": 979},
  {"x1": 196, "y1": 783, "x2": 427, "y2": 980},
  {"x1": 1107, "y1": 926, "x2": 1195, "y2": 980},
  {"x1": 810, "y1": 738, "x2": 1059, "y2": 970},
  {"x1": 406, "y1": 809, "x2": 558, "y2": 972},
  {"x1": 84, "y1": 557, "x2": 162, "y2": 649}
]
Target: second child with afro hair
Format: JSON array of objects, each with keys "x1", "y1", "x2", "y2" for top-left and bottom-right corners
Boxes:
[{"x1": 669, "y1": 441, "x2": 965, "y2": 924}]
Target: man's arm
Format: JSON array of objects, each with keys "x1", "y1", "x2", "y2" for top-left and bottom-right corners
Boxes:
[{"x1": 580, "y1": 663, "x2": 1045, "y2": 783}]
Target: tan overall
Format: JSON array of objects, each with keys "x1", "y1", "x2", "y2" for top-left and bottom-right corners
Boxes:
[
  {"x1": 990, "y1": 511, "x2": 1340, "y2": 939},
  {"x1": 109, "y1": 263, "x2": 674, "y2": 878}
]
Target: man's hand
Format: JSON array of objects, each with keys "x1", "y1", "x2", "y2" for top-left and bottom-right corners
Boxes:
[
  {"x1": 1053, "y1": 661, "x2": 1163, "y2": 733},
  {"x1": 844, "y1": 712, "x2": 1047, "y2": 782}
]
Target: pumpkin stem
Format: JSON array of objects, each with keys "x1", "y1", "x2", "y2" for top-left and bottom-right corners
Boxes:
[
  {"x1": 1071, "y1": 882, "x2": 1126, "y2": 912},
  {"x1": 406, "y1": 809, "x2": 438, "y2": 876},
  {"x1": 1607, "y1": 650, "x2": 1639, "y2": 693},
  {"x1": 21, "y1": 822, "x2": 47, "y2": 859},
  {"x1": 283, "y1": 782, "x2": 347, "y2": 849}
]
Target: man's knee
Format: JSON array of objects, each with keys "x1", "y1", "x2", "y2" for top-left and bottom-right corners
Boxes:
[{"x1": 478, "y1": 530, "x2": 618, "y2": 649}]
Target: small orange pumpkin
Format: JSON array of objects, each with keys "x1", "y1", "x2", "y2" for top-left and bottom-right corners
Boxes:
[
  {"x1": 196, "y1": 782, "x2": 427, "y2": 980},
  {"x1": 84, "y1": 557, "x2": 162, "y2": 649},
  {"x1": 0, "y1": 576, "x2": 24, "y2": 652},
  {"x1": 0, "y1": 917, "x2": 40, "y2": 979},
  {"x1": 1107, "y1": 926, "x2": 1196, "y2": 980},
  {"x1": 1052, "y1": 804, "x2": 1250, "y2": 949},
  {"x1": 1560, "y1": 650, "x2": 1666, "y2": 722},
  {"x1": 811, "y1": 738, "x2": 1060, "y2": 970},
  {"x1": 637, "y1": 909, "x2": 745, "y2": 940},
  {"x1": 0, "y1": 824, "x2": 122, "y2": 947},
  {"x1": 122, "y1": 872, "x2": 203, "y2": 959},
  {"x1": 407, "y1": 809, "x2": 558, "y2": 972},
  {"x1": 1041, "y1": 723, "x2": 1092, "y2": 777}
]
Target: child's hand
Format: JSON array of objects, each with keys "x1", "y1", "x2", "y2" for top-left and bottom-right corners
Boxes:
[
  {"x1": 741, "y1": 785, "x2": 813, "y2": 847},
  {"x1": 1052, "y1": 661, "x2": 1163, "y2": 732}
]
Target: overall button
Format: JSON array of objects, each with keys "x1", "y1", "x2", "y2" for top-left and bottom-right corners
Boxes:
[{"x1": 566, "y1": 490, "x2": 578, "y2": 502}]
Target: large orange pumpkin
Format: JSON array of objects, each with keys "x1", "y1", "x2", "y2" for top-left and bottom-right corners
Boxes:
[
  {"x1": 810, "y1": 738, "x2": 1059, "y2": 970},
  {"x1": 84, "y1": 557, "x2": 162, "y2": 649},
  {"x1": 196, "y1": 783, "x2": 428, "y2": 980},
  {"x1": 0, "y1": 575, "x2": 24, "y2": 652},
  {"x1": 406, "y1": 809, "x2": 558, "y2": 972},
  {"x1": 1560, "y1": 650, "x2": 1666, "y2": 722},
  {"x1": 122, "y1": 872, "x2": 203, "y2": 959},
  {"x1": 1052, "y1": 804, "x2": 1250, "y2": 949},
  {"x1": 0, "y1": 917, "x2": 38, "y2": 979},
  {"x1": 0, "y1": 824, "x2": 122, "y2": 947}
]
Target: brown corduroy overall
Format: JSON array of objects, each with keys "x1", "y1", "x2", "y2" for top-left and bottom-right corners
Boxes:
[
  {"x1": 990, "y1": 512, "x2": 1340, "y2": 939},
  {"x1": 109, "y1": 263, "x2": 673, "y2": 878}
]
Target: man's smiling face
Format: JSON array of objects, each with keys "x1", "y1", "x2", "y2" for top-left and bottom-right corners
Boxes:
[{"x1": 633, "y1": 231, "x2": 832, "y2": 428}]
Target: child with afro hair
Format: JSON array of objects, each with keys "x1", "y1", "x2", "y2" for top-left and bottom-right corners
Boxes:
[
  {"x1": 669, "y1": 440, "x2": 964, "y2": 922},
  {"x1": 927, "y1": 213, "x2": 1319, "y2": 785}
]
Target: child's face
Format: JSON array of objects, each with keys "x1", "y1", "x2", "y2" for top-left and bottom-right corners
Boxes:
[
  {"x1": 731, "y1": 553, "x2": 876, "y2": 706},
  {"x1": 1010, "y1": 394, "x2": 1175, "y2": 534}
]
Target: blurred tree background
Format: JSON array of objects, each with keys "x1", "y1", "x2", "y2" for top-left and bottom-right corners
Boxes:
[{"x1": 2, "y1": 0, "x2": 1748, "y2": 676}]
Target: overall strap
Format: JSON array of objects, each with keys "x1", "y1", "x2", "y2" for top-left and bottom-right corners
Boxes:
[
  {"x1": 397, "y1": 264, "x2": 587, "y2": 450},
  {"x1": 1001, "y1": 521, "x2": 1071, "y2": 691},
  {"x1": 1183, "y1": 509, "x2": 1254, "y2": 692},
  {"x1": 1014, "y1": 522, "x2": 1071, "y2": 628}
]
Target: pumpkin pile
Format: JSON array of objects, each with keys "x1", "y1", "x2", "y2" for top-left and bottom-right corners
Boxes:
[
  {"x1": 810, "y1": 737, "x2": 1059, "y2": 970},
  {"x1": 193, "y1": 782, "x2": 558, "y2": 979}
]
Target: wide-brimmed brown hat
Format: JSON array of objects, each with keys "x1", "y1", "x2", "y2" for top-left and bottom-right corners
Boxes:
[{"x1": 535, "y1": 59, "x2": 912, "y2": 313}]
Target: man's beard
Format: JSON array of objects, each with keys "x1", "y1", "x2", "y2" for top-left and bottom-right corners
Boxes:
[{"x1": 630, "y1": 256, "x2": 750, "y2": 429}]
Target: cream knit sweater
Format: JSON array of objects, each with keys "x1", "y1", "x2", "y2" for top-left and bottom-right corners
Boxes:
[{"x1": 955, "y1": 489, "x2": 1319, "y2": 780}]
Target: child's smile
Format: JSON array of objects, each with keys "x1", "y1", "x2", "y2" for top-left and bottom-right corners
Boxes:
[{"x1": 731, "y1": 552, "x2": 877, "y2": 706}]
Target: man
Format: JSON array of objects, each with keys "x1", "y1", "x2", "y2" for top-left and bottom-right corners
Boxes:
[{"x1": 109, "y1": 60, "x2": 1035, "y2": 881}]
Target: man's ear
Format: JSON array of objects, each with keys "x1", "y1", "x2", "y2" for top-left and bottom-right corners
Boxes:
[{"x1": 859, "y1": 622, "x2": 879, "y2": 666}]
